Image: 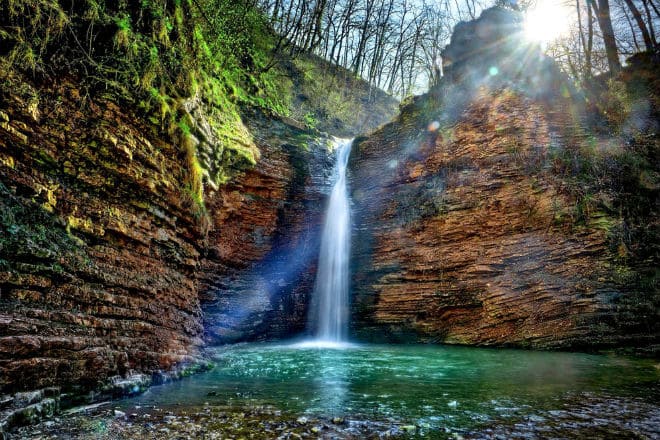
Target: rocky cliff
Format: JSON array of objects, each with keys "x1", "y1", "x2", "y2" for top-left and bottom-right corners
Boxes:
[
  {"x1": 0, "y1": 67, "x2": 339, "y2": 414},
  {"x1": 0, "y1": 0, "x2": 402, "y2": 420},
  {"x1": 0, "y1": 76, "x2": 206, "y2": 395},
  {"x1": 0, "y1": 0, "x2": 396, "y2": 429},
  {"x1": 199, "y1": 110, "x2": 334, "y2": 344},
  {"x1": 349, "y1": 7, "x2": 658, "y2": 349}
]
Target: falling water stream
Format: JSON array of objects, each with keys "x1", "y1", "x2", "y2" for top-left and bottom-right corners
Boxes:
[{"x1": 311, "y1": 138, "x2": 352, "y2": 343}]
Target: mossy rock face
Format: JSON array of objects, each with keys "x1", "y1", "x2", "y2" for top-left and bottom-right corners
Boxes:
[
  {"x1": 0, "y1": 181, "x2": 87, "y2": 274},
  {"x1": 182, "y1": 97, "x2": 259, "y2": 191},
  {"x1": 0, "y1": 0, "x2": 399, "y2": 418},
  {"x1": 345, "y1": 9, "x2": 659, "y2": 349}
]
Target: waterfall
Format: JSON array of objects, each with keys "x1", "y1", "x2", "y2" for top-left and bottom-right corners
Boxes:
[{"x1": 312, "y1": 138, "x2": 352, "y2": 343}]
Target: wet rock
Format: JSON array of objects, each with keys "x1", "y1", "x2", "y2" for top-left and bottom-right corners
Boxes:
[
  {"x1": 200, "y1": 109, "x2": 335, "y2": 345},
  {"x1": 12, "y1": 391, "x2": 43, "y2": 408},
  {"x1": 0, "y1": 397, "x2": 13, "y2": 410},
  {"x1": 104, "y1": 374, "x2": 151, "y2": 398}
]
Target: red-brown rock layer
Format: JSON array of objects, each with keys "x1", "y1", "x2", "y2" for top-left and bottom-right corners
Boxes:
[
  {"x1": 349, "y1": 87, "x2": 655, "y2": 348},
  {"x1": 0, "y1": 74, "x2": 331, "y2": 397},
  {"x1": 199, "y1": 112, "x2": 333, "y2": 344},
  {"x1": 0, "y1": 78, "x2": 205, "y2": 394}
]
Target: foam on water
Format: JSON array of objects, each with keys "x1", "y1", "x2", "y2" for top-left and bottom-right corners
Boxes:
[{"x1": 288, "y1": 339, "x2": 357, "y2": 350}]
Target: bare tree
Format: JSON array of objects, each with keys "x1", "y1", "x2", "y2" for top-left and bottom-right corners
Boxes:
[
  {"x1": 257, "y1": 0, "x2": 655, "y2": 97},
  {"x1": 590, "y1": 0, "x2": 622, "y2": 74},
  {"x1": 640, "y1": 0, "x2": 658, "y2": 46},
  {"x1": 621, "y1": 0, "x2": 655, "y2": 49}
]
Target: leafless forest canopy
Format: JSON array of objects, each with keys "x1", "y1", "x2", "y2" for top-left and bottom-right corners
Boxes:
[{"x1": 252, "y1": 0, "x2": 659, "y2": 96}]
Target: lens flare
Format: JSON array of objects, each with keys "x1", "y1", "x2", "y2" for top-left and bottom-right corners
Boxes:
[{"x1": 524, "y1": 0, "x2": 571, "y2": 44}]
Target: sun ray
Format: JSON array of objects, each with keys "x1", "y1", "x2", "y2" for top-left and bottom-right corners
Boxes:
[{"x1": 524, "y1": 0, "x2": 572, "y2": 44}]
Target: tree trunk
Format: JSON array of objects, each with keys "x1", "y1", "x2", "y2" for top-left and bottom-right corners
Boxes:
[
  {"x1": 585, "y1": 1, "x2": 594, "y2": 77},
  {"x1": 641, "y1": 0, "x2": 658, "y2": 46},
  {"x1": 622, "y1": 1, "x2": 642, "y2": 50},
  {"x1": 352, "y1": 0, "x2": 375, "y2": 76},
  {"x1": 576, "y1": 0, "x2": 588, "y2": 77},
  {"x1": 647, "y1": 0, "x2": 660, "y2": 19},
  {"x1": 622, "y1": 0, "x2": 654, "y2": 50},
  {"x1": 592, "y1": 0, "x2": 621, "y2": 74}
]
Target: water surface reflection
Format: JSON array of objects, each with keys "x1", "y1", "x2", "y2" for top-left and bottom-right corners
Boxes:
[{"x1": 125, "y1": 343, "x2": 659, "y2": 434}]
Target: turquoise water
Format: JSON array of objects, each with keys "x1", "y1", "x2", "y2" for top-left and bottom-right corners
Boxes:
[{"x1": 125, "y1": 342, "x2": 659, "y2": 435}]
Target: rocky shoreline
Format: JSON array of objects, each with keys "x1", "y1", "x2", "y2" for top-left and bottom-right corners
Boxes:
[
  {"x1": 7, "y1": 404, "x2": 407, "y2": 439},
  {"x1": 0, "y1": 361, "x2": 213, "y2": 434},
  {"x1": 6, "y1": 385, "x2": 659, "y2": 439}
]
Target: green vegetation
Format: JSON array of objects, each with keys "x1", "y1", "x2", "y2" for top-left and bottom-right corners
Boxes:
[
  {"x1": 0, "y1": 0, "x2": 282, "y2": 229},
  {"x1": 547, "y1": 54, "x2": 659, "y2": 307},
  {"x1": 0, "y1": 2, "x2": 257, "y2": 228},
  {"x1": 0, "y1": 181, "x2": 88, "y2": 279},
  {"x1": 281, "y1": 54, "x2": 398, "y2": 136},
  {"x1": 548, "y1": 131, "x2": 656, "y2": 278},
  {"x1": 0, "y1": 0, "x2": 397, "y2": 230}
]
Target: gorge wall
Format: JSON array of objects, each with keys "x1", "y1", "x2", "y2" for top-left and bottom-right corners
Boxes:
[
  {"x1": 0, "y1": 69, "x2": 347, "y2": 413},
  {"x1": 349, "y1": 7, "x2": 658, "y2": 349},
  {"x1": 0, "y1": 3, "x2": 657, "y2": 430},
  {"x1": 1, "y1": 77, "x2": 206, "y2": 395},
  {"x1": 0, "y1": 0, "x2": 400, "y2": 421},
  {"x1": 199, "y1": 110, "x2": 334, "y2": 344}
]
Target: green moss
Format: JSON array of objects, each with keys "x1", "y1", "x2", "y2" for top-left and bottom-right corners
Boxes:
[
  {"x1": 0, "y1": 181, "x2": 89, "y2": 275},
  {"x1": 588, "y1": 213, "x2": 617, "y2": 232},
  {"x1": 179, "y1": 130, "x2": 209, "y2": 232},
  {"x1": 303, "y1": 112, "x2": 318, "y2": 129},
  {"x1": 0, "y1": 0, "x2": 397, "y2": 234},
  {"x1": 1, "y1": 0, "x2": 291, "y2": 229}
]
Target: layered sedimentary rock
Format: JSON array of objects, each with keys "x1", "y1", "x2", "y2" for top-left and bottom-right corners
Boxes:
[
  {"x1": 0, "y1": 78, "x2": 205, "y2": 394},
  {"x1": 199, "y1": 111, "x2": 334, "y2": 344},
  {"x1": 0, "y1": 71, "x2": 333, "y2": 403},
  {"x1": 349, "y1": 7, "x2": 657, "y2": 348}
]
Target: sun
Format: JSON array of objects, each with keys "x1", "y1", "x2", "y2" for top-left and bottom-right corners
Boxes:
[{"x1": 523, "y1": 0, "x2": 571, "y2": 44}]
